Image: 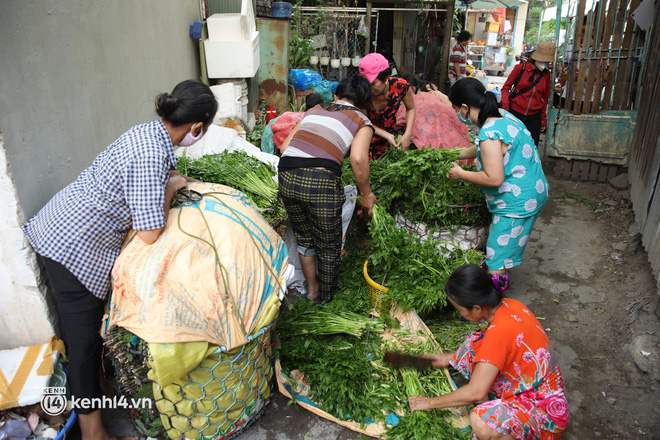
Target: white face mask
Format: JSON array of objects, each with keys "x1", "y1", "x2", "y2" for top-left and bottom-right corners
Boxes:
[
  {"x1": 178, "y1": 125, "x2": 203, "y2": 147},
  {"x1": 535, "y1": 61, "x2": 547, "y2": 71}
]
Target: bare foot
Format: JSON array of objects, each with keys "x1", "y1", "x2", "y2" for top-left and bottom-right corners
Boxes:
[{"x1": 78, "y1": 411, "x2": 139, "y2": 440}]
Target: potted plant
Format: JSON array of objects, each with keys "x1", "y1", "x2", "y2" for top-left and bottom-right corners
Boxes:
[{"x1": 289, "y1": 34, "x2": 315, "y2": 69}]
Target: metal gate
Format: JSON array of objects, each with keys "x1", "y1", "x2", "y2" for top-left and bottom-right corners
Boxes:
[
  {"x1": 628, "y1": 1, "x2": 660, "y2": 293},
  {"x1": 546, "y1": 0, "x2": 649, "y2": 178}
]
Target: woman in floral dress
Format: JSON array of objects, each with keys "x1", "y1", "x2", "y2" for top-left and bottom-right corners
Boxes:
[
  {"x1": 447, "y1": 77, "x2": 549, "y2": 292},
  {"x1": 358, "y1": 53, "x2": 416, "y2": 159},
  {"x1": 409, "y1": 264, "x2": 569, "y2": 440}
]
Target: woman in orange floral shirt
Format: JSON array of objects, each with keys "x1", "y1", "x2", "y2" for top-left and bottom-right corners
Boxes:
[{"x1": 409, "y1": 264, "x2": 568, "y2": 439}]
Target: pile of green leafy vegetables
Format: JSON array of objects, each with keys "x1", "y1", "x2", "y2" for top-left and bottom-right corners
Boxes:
[
  {"x1": 276, "y1": 293, "x2": 470, "y2": 439},
  {"x1": 342, "y1": 148, "x2": 490, "y2": 228},
  {"x1": 368, "y1": 204, "x2": 484, "y2": 314},
  {"x1": 176, "y1": 150, "x2": 286, "y2": 225},
  {"x1": 246, "y1": 121, "x2": 265, "y2": 148}
]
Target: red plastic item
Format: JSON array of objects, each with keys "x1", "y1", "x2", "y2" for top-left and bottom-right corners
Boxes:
[{"x1": 265, "y1": 106, "x2": 278, "y2": 123}]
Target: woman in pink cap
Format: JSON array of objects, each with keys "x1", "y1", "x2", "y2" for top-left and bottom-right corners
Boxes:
[{"x1": 359, "y1": 53, "x2": 416, "y2": 160}]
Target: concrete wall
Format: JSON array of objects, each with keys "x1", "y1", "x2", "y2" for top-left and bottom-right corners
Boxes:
[
  {"x1": 0, "y1": 0, "x2": 202, "y2": 349},
  {"x1": 513, "y1": 3, "x2": 529, "y2": 57}
]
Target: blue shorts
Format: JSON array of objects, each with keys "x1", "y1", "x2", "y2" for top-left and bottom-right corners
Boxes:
[{"x1": 485, "y1": 213, "x2": 540, "y2": 271}]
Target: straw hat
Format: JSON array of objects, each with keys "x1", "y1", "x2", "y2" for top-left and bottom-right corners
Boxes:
[{"x1": 531, "y1": 42, "x2": 556, "y2": 62}]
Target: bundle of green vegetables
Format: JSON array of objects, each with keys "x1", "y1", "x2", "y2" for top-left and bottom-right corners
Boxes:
[
  {"x1": 276, "y1": 297, "x2": 470, "y2": 438},
  {"x1": 278, "y1": 306, "x2": 386, "y2": 338},
  {"x1": 277, "y1": 299, "x2": 399, "y2": 425},
  {"x1": 176, "y1": 150, "x2": 286, "y2": 225},
  {"x1": 386, "y1": 367, "x2": 471, "y2": 440},
  {"x1": 103, "y1": 326, "x2": 164, "y2": 438},
  {"x1": 342, "y1": 148, "x2": 490, "y2": 228},
  {"x1": 246, "y1": 121, "x2": 265, "y2": 148},
  {"x1": 368, "y1": 204, "x2": 484, "y2": 314}
]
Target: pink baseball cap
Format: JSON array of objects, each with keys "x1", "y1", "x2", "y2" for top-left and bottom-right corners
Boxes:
[{"x1": 359, "y1": 53, "x2": 390, "y2": 83}]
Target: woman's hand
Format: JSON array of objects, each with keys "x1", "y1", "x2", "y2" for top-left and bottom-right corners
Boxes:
[
  {"x1": 397, "y1": 132, "x2": 413, "y2": 151},
  {"x1": 448, "y1": 161, "x2": 464, "y2": 181},
  {"x1": 384, "y1": 132, "x2": 398, "y2": 148},
  {"x1": 358, "y1": 192, "x2": 377, "y2": 216},
  {"x1": 167, "y1": 175, "x2": 188, "y2": 193},
  {"x1": 422, "y1": 352, "x2": 453, "y2": 368},
  {"x1": 170, "y1": 170, "x2": 199, "y2": 183},
  {"x1": 408, "y1": 395, "x2": 434, "y2": 412}
]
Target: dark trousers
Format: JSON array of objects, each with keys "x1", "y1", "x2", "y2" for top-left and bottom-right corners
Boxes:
[
  {"x1": 509, "y1": 109, "x2": 542, "y2": 147},
  {"x1": 41, "y1": 256, "x2": 105, "y2": 414},
  {"x1": 279, "y1": 168, "x2": 344, "y2": 303}
]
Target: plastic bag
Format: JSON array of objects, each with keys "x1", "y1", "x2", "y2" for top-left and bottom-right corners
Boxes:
[
  {"x1": 288, "y1": 69, "x2": 322, "y2": 91},
  {"x1": 314, "y1": 80, "x2": 337, "y2": 102},
  {"x1": 357, "y1": 16, "x2": 368, "y2": 37}
]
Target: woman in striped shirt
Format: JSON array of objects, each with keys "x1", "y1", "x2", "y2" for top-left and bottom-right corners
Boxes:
[{"x1": 278, "y1": 75, "x2": 376, "y2": 304}]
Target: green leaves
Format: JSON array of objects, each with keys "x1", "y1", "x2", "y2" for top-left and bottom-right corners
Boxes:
[
  {"x1": 343, "y1": 148, "x2": 490, "y2": 227},
  {"x1": 276, "y1": 249, "x2": 474, "y2": 439},
  {"x1": 289, "y1": 34, "x2": 315, "y2": 69},
  {"x1": 368, "y1": 206, "x2": 484, "y2": 314},
  {"x1": 176, "y1": 151, "x2": 286, "y2": 224}
]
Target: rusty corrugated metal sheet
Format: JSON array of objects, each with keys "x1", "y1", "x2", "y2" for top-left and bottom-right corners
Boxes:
[{"x1": 629, "y1": 2, "x2": 660, "y2": 294}]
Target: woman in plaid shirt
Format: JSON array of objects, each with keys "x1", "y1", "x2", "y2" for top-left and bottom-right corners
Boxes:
[{"x1": 23, "y1": 80, "x2": 217, "y2": 440}]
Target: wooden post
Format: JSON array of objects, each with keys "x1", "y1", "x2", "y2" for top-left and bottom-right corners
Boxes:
[
  {"x1": 366, "y1": 2, "x2": 372, "y2": 54},
  {"x1": 438, "y1": 1, "x2": 454, "y2": 92}
]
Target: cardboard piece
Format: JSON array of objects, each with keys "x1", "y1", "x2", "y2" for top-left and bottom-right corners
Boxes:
[{"x1": 0, "y1": 336, "x2": 65, "y2": 410}]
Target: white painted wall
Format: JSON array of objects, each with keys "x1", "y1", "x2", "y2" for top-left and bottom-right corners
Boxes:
[
  {"x1": 513, "y1": 3, "x2": 529, "y2": 57},
  {"x1": 0, "y1": 0, "x2": 202, "y2": 349},
  {"x1": 0, "y1": 135, "x2": 54, "y2": 349}
]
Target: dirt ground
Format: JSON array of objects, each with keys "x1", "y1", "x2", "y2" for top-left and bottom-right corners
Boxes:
[
  {"x1": 515, "y1": 167, "x2": 660, "y2": 440},
  {"x1": 236, "y1": 163, "x2": 660, "y2": 440}
]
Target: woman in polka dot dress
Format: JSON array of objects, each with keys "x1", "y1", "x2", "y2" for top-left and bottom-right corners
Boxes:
[{"x1": 447, "y1": 78, "x2": 549, "y2": 291}]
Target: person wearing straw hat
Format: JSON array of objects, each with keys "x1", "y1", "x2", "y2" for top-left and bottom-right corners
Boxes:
[{"x1": 501, "y1": 42, "x2": 556, "y2": 147}]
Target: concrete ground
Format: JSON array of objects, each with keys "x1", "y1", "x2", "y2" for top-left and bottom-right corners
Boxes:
[{"x1": 96, "y1": 159, "x2": 659, "y2": 439}]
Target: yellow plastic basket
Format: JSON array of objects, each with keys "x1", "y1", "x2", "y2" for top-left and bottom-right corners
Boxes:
[{"x1": 363, "y1": 260, "x2": 392, "y2": 313}]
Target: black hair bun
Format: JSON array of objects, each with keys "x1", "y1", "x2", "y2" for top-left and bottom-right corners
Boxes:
[{"x1": 155, "y1": 93, "x2": 179, "y2": 118}]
